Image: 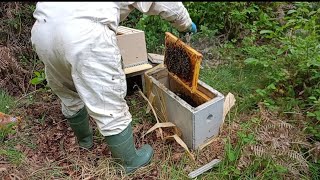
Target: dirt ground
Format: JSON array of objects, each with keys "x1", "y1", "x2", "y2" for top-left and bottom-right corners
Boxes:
[
  {"x1": 0, "y1": 3, "x2": 229, "y2": 178},
  {"x1": 0, "y1": 86, "x2": 231, "y2": 179},
  {"x1": 0, "y1": 44, "x2": 229, "y2": 179},
  {"x1": 1, "y1": 2, "x2": 318, "y2": 179}
]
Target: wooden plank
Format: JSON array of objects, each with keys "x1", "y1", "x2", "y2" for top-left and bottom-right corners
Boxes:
[
  {"x1": 148, "y1": 53, "x2": 164, "y2": 64},
  {"x1": 168, "y1": 72, "x2": 211, "y2": 103},
  {"x1": 124, "y1": 63, "x2": 153, "y2": 75},
  {"x1": 188, "y1": 159, "x2": 221, "y2": 178},
  {"x1": 117, "y1": 26, "x2": 144, "y2": 34}
]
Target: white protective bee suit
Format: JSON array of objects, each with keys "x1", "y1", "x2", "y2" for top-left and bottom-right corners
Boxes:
[{"x1": 30, "y1": 2, "x2": 193, "y2": 136}]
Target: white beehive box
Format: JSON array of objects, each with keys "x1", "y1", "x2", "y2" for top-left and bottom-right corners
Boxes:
[
  {"x1": 116, "y1": 26, "x2": 149, "y2": 68},
  {"x1": 145, "y1": 67, "x2": 225, "y2": 150}
]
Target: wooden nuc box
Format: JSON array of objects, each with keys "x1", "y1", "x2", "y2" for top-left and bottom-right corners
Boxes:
[{"x1": 116, "y1": 26, "x2": 149, "y2": 68}]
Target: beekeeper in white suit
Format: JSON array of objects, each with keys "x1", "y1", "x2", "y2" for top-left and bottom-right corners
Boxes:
[{"x1": 31, "y1": 2, "x2": 197, "y2": 174}]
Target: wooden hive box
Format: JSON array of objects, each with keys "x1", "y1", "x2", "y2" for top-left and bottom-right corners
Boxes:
[
  {"x1": 144, "y1": 32, "x2": 224, "y2": 149},
  {"x1": 116, "y1": 26, "x2": 149, "y2": 68},
  {"x1": 144, "y1": 66, "x2": 224, "y2": 150}
]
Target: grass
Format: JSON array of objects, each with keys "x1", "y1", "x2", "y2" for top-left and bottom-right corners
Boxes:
[
  {"x1": 0, "y1": 66, "x2": 315, "y2": 179},
  {"x1": 0, "y1": 90, "x2": 26, "y2": 166},
  {"x1": 1, "y1": 55, "x2": 315, "y2": 179},
  {"x1": 309, "y1": 161, "x2": 320, "y2": 180},
  {"x1": 119, "y1": 54, "x2": 306, "y2": 179},
  {"x1": 0, "y1": 148, "x2": 24, "y2": 165},
  {"x1": 0, "y1": 89, "x2": 15, "y2": 113},
  {"x1": 0, "y1": 130, "x2": 28, "y2": 167},
  {"x1": 0, "y1": 42, "x2": 317, "y2": 180},
  {"x1": 200, "y1": 62, "x2": 268, "y2": 114},
  {"x1": 198, "y1": 118, "x2": 252, "y2": 179},
  {"x1": 199, "y1": 62, "x2": 266, "y2": 176},
  {"x1": 1, "y1": 1, "x2": 318, "y2": 179},
  {"x1": 160, "y1": 164, "x2": 190, "y2": 180},
  {"x1": 196, "y1": 115, "x2": 301, "y2": 179},
  {"x1": 197, "y1": 60, "x2": 312, "y2": 179},
  {"x1": 0, "y1": 90, "x2": 17, "y2": 140},
  {"x1": 126, "y1": 92, "x2": 156, "y2": 126}
]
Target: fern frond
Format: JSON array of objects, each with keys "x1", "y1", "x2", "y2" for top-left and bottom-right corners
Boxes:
[
  {"x1": 278, "y1": 121, "x2": 294, "y2": 130},
  {"x1": 251, "y1": 145, "x2": 267, "y2": 157},
  {"x1": 286, "y1": 150, "x2": 308, "y2": 167}
]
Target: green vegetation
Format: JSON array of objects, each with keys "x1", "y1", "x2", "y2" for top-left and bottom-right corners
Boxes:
[
  {"x1": 124, "y1": 1, "x2": 320, "y2": 139},
  {"x1": 0, "y1": 148, "x2": 24, "y2": 165},
  {"x1": 0, "y1": 90, "x2": 24, "y2": 166},
  {"x1": 200, "y1": 62, "x2": 266, "y2": 113},
  {"x1": 0, "y1": 90, "x2": 15, "y2": 114},
  {"x1": 0, "y1": 90, "x2": 16, "y2": 142},
  {"x1": 0, "y1": 2, "x2": 319, "y2": 179},
  {"x1": 120, "y1": 2, "x2": 320, "y2": 179},
  {"x1": 126, "y1": 93, "x2": 155, "y2": 126}
]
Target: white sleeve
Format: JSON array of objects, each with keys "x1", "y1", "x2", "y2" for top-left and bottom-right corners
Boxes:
[
  {"x1": 118, "y1": 2, "x2": 135, "y2": 22},
  {"x1": 131, "y1": 2, "x2": 192, "y2": 32}
]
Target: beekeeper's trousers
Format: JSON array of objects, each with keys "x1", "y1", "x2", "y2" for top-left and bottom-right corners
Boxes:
[{"x1": 31, "y1": 18, "x2": 132, "y2": 136}]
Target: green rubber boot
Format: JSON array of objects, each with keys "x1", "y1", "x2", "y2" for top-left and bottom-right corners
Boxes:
[
  {"x1": 105, "y1": 123, "x2": 154, "y2": 174},
  {"x1": 66, "y1": 107, "x2": 93, "y2": 149}
]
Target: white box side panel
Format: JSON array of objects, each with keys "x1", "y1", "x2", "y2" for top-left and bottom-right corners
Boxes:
[
  {"x1": 193, "y1": 80, "x2": 225, "y2": 149},
  {"x1": 150, "y1": 78, "x2": 194, "y2": 148},
  {"x1": 193, "y1": 96, "x2": 224, "y2": 149}
]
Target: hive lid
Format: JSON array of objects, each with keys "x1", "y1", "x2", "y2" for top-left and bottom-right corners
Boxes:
[{"x1": 164, "y1": 32, "x2": 203, "y2": 93}]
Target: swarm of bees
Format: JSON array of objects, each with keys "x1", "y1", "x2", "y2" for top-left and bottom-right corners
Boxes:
[{"x1": 164, "y1": 41, "x2": 192, "y2": 82}]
